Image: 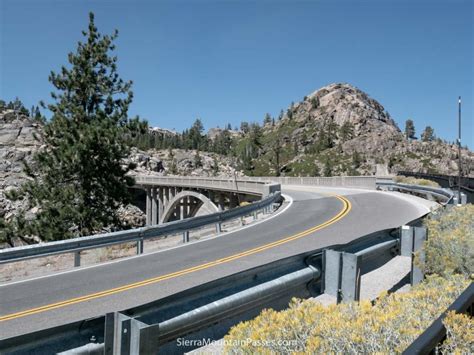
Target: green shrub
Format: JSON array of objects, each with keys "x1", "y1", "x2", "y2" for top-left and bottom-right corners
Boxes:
[
  {"x1": 224, "y1": 275, "x2": 469, "y2": 354},
  {"x1": 420, "y1": 204, "x2": 474, "y2": 278}
]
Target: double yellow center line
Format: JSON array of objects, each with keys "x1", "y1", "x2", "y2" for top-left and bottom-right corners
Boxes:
[{"x1": 0, "y1": 194, "x2": 351, "y2": 322}]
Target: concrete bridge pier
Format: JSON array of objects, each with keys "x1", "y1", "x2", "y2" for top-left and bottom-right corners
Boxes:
[
  {"x1": 145, "y1": 187, "x2": 152, "y2": 226},
  {"x1": 230, "y1": 193, "x2": 239, "y2": 208},
  {"x1": 218, "y1": 193, "x2": 225, "y2": 211},
  {"x1": 151, "y1": 188, "x2": 158, "y2": 225}
]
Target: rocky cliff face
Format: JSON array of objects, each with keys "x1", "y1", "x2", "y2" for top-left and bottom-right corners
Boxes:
[
  {"x1": 250, "y1": 83, "x2": 473, "y2": 177},
  {"x1": 0, "y1": 109, "x2": 42, "y2": 222}
]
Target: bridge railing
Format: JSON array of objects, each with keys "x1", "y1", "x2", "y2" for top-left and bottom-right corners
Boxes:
[
  {"x1": 0, "y1": 191, "x2": 281, "y2": 266},
  {"x1": 240, "y1": 176, "x2": 377, "y2": 189},
  {"x1": 133, "y1": 175, "x2": 272, "y2": 195},
  {"x1": 135, "y1": 175, "x2": 381, "y2": 191}
]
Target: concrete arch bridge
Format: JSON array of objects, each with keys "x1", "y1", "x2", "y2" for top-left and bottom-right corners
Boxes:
[{"x1": 133, "y1": 176, "x2": 279, "y2": 225}]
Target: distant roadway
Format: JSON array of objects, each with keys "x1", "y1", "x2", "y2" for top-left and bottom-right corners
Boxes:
[{"x1": 0, "y1": 185, "x2": 434, "y2": 339}]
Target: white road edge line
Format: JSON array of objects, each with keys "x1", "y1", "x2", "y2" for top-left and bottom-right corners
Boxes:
[{"x1": 0, "y1": 194, "x2": 294, "y2": 287}]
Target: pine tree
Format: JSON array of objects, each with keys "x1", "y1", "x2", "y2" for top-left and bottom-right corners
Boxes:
[
  {"x1": 405, "y1": 119, "x2": 416, "y2": 140},
  {"x1": 310, "y1": 96, "x2": 320, "y2": 109},
  {"x1": 421, "y1": 126, "x2": 435, "y2": 142},
  {"x1": 323, "y1": 158, "x2": 333, "y2": 177},
  {"x1": 240, "y1": 121, "x2": 250, "y2": 134},
  {"x1": 3, "y1": 13, "x2": 142, "y2": 242},
  {"x1": 194, "y1": 150, "x2": 203, "y2": 168},
  {"x1": 189, "y1": 118, "x2": 206, "y2": 150},
  {"x1": 263, "y1": 113, "x2": 272, "y2": 126},
  {"x1": 271, "y1": 136, "x2": 282, "y2": 177},
  {"x1": 340, "y1": 121, "x2": 355, "y2": 141},
  {"x1": 278, "y1": 109, "x2": 284, "y2": 121},
  {"x1": 34, "y1": 106, "x2": 42, "y2": 120},
  {"x1": 312, "y1": 163, "x2": 320, "y2": 177},
  {"x1": 212, "y1": 156, "x2": 219, "y2": 176},
  {"x1": 249, "y1": 123, "x2": 263, "y2": 157}
]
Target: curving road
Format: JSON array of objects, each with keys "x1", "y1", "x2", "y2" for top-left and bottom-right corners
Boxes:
[{"x1": 0, "y1": 185, "x2": 434, "y2": 339}]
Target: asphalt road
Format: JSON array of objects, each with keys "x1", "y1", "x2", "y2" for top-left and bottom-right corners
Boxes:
[{"x1": 0, "y1": 186, "x2": 433, "y2": 339}]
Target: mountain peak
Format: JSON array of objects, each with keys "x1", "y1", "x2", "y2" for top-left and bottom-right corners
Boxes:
[{"x1": 286, "y1": 83, "x2": 400, "y2": 135}]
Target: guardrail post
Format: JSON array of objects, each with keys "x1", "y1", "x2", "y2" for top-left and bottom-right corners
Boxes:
[
  {"x1": 136, "y1": 239, "x2": 144, "y2": 255},
  {"x1": 324, "y1": 250, "x2": 361, "y2": 303},
  {"x1": 253, "y1": 210, "x2": 258, "y2": 220},
  {"x1": 74, "y1": 251, "x2": 81, "y2": 267},
  {"x1": 104, "y1": 312, "x2": 159, "y2": 355},
  {"x1": 183, "y1": 230, "x2": 190, "y2": 243},
  {"x1": 104, "y1": 312, "x2": 129, "y2": 355},
  {"x1": 216, "y1": 222, "x2": 222, "y2": 234},
  {"x1": 400, "y1": 225, "x2": 427, "y2": 285}
]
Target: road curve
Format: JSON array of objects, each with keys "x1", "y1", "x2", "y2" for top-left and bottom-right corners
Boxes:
[{"x1": 0, "y1": 185, "x2": 432, "y2": 339}]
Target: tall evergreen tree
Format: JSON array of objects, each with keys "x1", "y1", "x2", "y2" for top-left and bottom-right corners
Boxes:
[
  {"x1": 3, "y1": 13, "x2": 142, "y2": 243},
  {"x1": 271, "y1": 135, "x2": 282, "y2": 177},
  {"x1": 405, "y1": 119, "x2": 416, "y2": 140},
  {"x1": 310, "y1": 96, "x2": 320, "y2": 109},
  {"x1": 421, "y1": 126, "x2": 435, "y2": 142},
  {"x1": 263, "y1": 113, "x2": 272, "y2": 126}
]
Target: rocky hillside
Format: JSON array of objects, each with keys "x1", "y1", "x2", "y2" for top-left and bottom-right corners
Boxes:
[
  {"x1": 127, "y1": 147, "x2": 242, "y2": 178},
  {"x1": 235, "y1": 83, "x2": 473, "y2": 177},
  {"x1": 0, "y1": 109, "x2": 42, "y2": 223}
]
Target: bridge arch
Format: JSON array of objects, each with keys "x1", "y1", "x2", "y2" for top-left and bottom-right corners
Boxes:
[{"x1": 160, "y1": 190, "x2": 219, "y2": 224}]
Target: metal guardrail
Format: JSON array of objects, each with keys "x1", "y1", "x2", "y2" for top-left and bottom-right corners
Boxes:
[
  {"x1": 0, "y1": 219, "x2": 423, "y2": 354},
  {"x1": 0, "y1": 191, "x2": 281, "y2": 265},
  {"x1": 376, "y1": 181, "x2": 456, "y2": 205},
  {"x1": 403, "y1": 282, "x2": 474, "y2": 355},
  {"x1": 397, "y1": 170, "x2": 474, "y2": 192}
]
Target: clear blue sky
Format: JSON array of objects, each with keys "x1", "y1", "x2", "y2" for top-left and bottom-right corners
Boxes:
[{"x1": 1, "y1": 0, "x2": 472, "y2": 147}]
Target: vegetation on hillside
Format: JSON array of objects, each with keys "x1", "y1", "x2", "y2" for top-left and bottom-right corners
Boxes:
[
  {"x1": 224, "y1": 276, "x2": 469, "y2": 354},
  {"x1": 131, "y1": 113, "x2": 365, "y2": 177},
  {"x1": 420, "y1": 204, "x2": 473, "y2": 278},
  {"x1": 393, "y1": 175, "x2": 440, "y2": 187},
  {"x1": 224, "y1": 205, "x2": 474, "y2": 353},
  {"x1": 0, "y1": 13, "x2": 146, "y2": 245}
]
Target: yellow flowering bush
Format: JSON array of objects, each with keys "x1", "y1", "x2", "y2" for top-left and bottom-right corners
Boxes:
[
  {"x1": 224, "y1": 275, "x2": 469, "y2": 354},
  {"x1": 440, "y1": 311, "x2": 474, "y2": 354},
  {"x1": 393, "y1": 176, "x2": 440, "y2": 187},
  {"x1": 421, "y1": 204, "x2": 474, "y2": 278}
]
